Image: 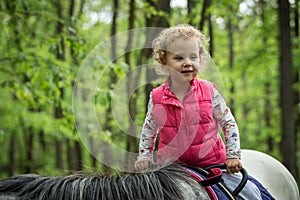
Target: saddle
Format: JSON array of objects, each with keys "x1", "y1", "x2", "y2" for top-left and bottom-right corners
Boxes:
[{"x1": 183, "y1": 164, "x2": 275, "y2": 200}]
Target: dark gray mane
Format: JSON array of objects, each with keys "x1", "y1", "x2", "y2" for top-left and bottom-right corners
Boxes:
[{"x1": 0, "y1": 164, "x2": 203, "y2": 200}]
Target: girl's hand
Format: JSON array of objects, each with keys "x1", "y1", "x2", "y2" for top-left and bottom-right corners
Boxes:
[
  {"x1": 226, "y1": 158, "x2": 242, "y2": 174},
  {"x1": 134, "y1": 158, "x2": 152, "y2": 171}
]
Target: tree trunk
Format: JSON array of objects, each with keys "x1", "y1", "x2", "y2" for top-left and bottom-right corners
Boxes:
[
  {"x1": 53, "y1": 0, "x2": 66, "y2": 170},
  {"x1": 5, "y1": 0, "x2": 32, "y2": 174},
  {"x1": 78, "y1": 0, "x2": 85, "y2": 18},
  {"x1": 241, "y1": 71, "x2": 249, "y2": 137},
  {"x1": 187, "y1": 0, "x2": 196, "y2": 26},
  {"x1": 25, "y1": 127, "x2": 34, "y2": 173},
  {"x1": 125, "y1": 0, "x2": 138, "y2": 164},
  {"x1": 227, "y1": 7, "x2": 235, "y2": 114},
  {"x1": 187, "y1": 0, "x2": 195, "y2": 13},
  {"x1": 66, "y1": 140, "x2": 82, "y2": 171},
  {"x1": 38, "y1": 130, "x2": 46, "y2": 153},
  {"x1": 144, "y1": 0, "x2": 171, "y2": 107},
  {"x1": 278, "y1": 0, "x2": 297, "y2": 179},
  {"x1": 264, "y1": 82, "x2": 274, "y2": 151},
  {"x1": 193, "y1": 0, "x2": 214, "y2": 56},
  {"x1": 67, "y1": 0, "x2": 83, "y2": 171},
  {"x1": 54, "y1": 93, "x2": 64, "y2": 168},
  {"x1": 258, "y1": 0, "x2": 274, "y2": 152},
  {"x1": 18, "y1": 112, "x2": 34, "y2": 173},
  {"x1": 111, "y1": 0, "x2": 119, "y2": 62},
  {"x1": 89, "y1": 137, "x2": 97, "y2": 168},
  {"x1": 101, "y1": 0, "x2": 119, "y2": 174},
  {"x1": 55, "y1": 138, "x2": 64, "y2": 169},
  {"x1": 74, "y1": 141, "x2": 82, "y2": 170},
  {"x1": 199, "y1": 0, "x2": 211, "y2": 31},
  {"x1": 66, "y1": 139, "x2": 72, "y2": 170},
  {"x1": 208, "y1": 13, "x2": 213, "y2": 57},
  {"x1": 8, "y1": 133, "x2": 16, "y2": 176},
  {"x1": 54, "y1": 89, "x2": 65, "y2": 169},
  {"x1": 68, "y1": 0, "x2": 77, "y2": 65},
  {"x1": 5, "y1": 7, "x2": 19, "y2": 172},
  {"x1": 293, "y1": 0, "x2": 300, "y2": 181}
]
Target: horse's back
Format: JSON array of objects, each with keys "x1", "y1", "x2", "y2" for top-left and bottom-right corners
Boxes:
[{"x1": 241, "y1": 149, "x2": 299, "y2": 200}]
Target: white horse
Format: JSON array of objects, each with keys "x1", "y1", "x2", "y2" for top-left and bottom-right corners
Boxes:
[
  {"x1": 241, "y1": 149, "x2": 299, "y2": 200},
  {"x1": 0, "y1": 149, "x2": 298, "y2": 200}
]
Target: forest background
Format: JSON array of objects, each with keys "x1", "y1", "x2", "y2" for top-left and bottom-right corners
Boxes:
[{"x1": 0, "y1": 0, "x2": 299, "y2": 186}]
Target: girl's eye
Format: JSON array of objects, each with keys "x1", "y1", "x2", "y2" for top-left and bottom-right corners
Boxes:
[{"x1": 174, "y1": 56, "x2": 183, "y2": 60}]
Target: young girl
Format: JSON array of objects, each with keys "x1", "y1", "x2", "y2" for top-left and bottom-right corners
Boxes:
[{"x1": 135, "y1": 24, "x2": 262, "y2": 199}]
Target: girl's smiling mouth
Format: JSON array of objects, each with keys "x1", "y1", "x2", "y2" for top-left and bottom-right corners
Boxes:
[{"x1": 181, "y1": 70, "x2": 193, "y2": 73}]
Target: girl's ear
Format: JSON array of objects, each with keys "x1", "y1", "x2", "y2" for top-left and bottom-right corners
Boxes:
[
  {"x1": 159, "y1": 50, "x2": 167, "y2": 65},
  {"x1": 160, "y1": 58, "x2": 166, "y2": 65}
]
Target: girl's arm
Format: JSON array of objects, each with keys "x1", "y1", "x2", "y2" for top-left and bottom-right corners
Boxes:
[
  {"x1": 212, "y1": 88, "x2": 241, "y2": 159},
  {"x1": 137, "y1": 93, "x2": 158, "y2": 161}
]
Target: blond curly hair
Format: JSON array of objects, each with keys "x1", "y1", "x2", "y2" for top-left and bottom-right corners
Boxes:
[{"x1": 152, "y1": 24, "x2": 210, "y2": 75}]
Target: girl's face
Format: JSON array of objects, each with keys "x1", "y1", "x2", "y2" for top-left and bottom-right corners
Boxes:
[{"x1": 165, "y1": 37, "x2": 200, "y2": 83}]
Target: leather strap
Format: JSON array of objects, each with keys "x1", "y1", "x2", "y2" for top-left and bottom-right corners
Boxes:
[
  {"x1": 187, "y1": 166, "x2": 222, "y2": 186},
  {"x1": 200, "y1": 168, "x2": 223, "y2": 187}
]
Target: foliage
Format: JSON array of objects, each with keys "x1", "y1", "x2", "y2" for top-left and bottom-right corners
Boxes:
[{"x1": 0, "y1": 0, "x2": 299, "y2": 185}]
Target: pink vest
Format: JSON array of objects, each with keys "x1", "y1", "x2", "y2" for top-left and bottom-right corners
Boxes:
[{"x1": 152, "y1": 78, "x2": 226, "y2": 168}]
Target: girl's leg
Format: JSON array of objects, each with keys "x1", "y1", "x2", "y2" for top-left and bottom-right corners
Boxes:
[{"x1": 222, "y1": 172, "x2": 262, "y2": 200}]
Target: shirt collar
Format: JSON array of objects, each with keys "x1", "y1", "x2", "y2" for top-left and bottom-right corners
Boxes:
[
  {"x1": 160, "y1": 77, "x2": 199, "y2": 107},
  {"x1": 163, "y1": 76, "x2": 198, "y2": 92}
]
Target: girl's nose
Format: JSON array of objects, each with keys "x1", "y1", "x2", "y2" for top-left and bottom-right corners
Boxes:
[{"x1": 183, "y1": 59, "x2": 192, "y2": 67}]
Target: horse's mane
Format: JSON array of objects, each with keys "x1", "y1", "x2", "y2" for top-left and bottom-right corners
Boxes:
[{"x1": 0, "y1": 164, "x2": 198, "y2": 200}]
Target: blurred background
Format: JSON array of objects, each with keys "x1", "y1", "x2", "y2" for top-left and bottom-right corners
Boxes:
[{"x1": 0, "y1": 0, "x2": 299, "y2": 186}]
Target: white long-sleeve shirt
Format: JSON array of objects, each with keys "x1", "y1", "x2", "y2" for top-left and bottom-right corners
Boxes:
[{"x1": 137, "y1": 87, "x2": 241, "y2": 161}]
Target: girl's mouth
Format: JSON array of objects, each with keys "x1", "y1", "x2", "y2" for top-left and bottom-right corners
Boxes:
[{"x1": 181, "y1": 70, "x2": 193, "y2": 73}]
